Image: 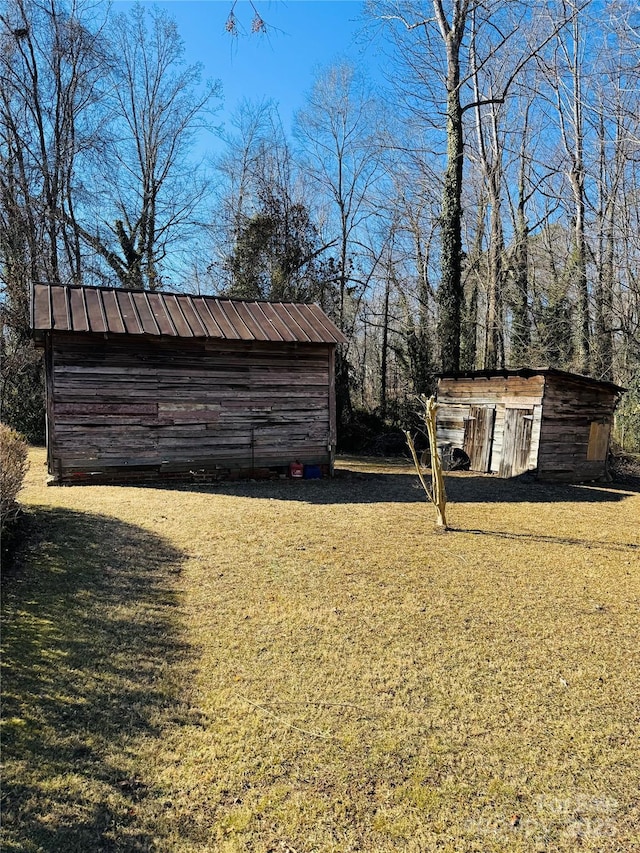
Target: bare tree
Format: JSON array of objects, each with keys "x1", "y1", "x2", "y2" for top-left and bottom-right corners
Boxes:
[
  {"x1": 469, "y1": 6, "x2": 507, "y2": 369},
  {"x1": 538, "y1": 0, "x2": 592, "y2": 372},
  {"x1": 589, "y1": 3, "x2": 640, "y2": 382},
  {"x1": 368, "y1": 0, "x2": 569, "y2": 372},
  {"x1": 1, "y1": 0, "x2": 107, "y2": 287},
  {"x1": 295, "y1": 62, "x2": 388, "y2": 421},
  {"x1": 295, "y1": 63, "x2": 386, "y2": 330},
  {"x1": 210, "y1": 98, "x2": 280, "y2": 288},
  {"x1": 84, "y1": 5, "x2": 221, "y2": 290},
  {"x1": 1, "y1": 0, "x2": 108, "y2": 438}
]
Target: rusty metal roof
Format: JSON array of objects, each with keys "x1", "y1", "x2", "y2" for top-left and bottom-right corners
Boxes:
[{"x1": 32, "y1": 284, "x2": 347, "y2": 345}]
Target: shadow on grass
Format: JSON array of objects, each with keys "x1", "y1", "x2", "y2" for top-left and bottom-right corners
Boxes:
[
  {"x1": 153, "y1": 465, "x2": 639, "y2": 507},
  {"x1": 448, "y1": 526, "x2": 639, "y2": 552},
  {"x1": 1, "y1": 506, "x2": 187, "y2": 853}
]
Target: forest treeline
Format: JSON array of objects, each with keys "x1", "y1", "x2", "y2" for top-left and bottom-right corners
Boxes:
[{"x1": 1, "y1": 0, "x2": 639, "y2": 450}]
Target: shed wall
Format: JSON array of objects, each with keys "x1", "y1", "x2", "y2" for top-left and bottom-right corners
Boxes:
[
  {"x1": 437, "y1": 375, "x2": 545, "y2": 474},
  {"x1": 536, "y1": 375, "x2": 616, "y2": 481},
  {"x1": 47, "y1": 333, "x2": 334, "y2": 483}
]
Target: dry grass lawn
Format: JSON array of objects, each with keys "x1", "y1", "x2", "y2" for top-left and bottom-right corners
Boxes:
[{"x1": 2, "y1": 447, "x2": 639, "y2": 852}]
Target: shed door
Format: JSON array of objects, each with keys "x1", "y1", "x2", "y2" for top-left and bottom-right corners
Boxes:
[
  {"x1": 463, "y1": 405, "x2": 496, "y2": 472},
  {"x1": 499, "y1": 408, "x2": 533, "y2": 478},
  {"x1": 587, "y1": 420, "x2": 611, "y2": 461}
]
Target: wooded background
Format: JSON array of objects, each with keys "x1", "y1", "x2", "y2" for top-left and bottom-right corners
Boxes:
[{"x1": 2, "y1": 0, "x2": 639, "y2": 451}]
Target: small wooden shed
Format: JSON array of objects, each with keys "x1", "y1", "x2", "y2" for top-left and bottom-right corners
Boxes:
[
  {"x1": 32, "y1": 283, "x2": 347, "y2": 484},
  {"x1": 436, "y1": 368, "x2": 625, "y2": 482}
]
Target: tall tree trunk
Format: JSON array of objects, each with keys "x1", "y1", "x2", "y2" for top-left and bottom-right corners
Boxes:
[
  {"x1": 570, "y1": 172, "x2": 590, "y2": 372},
  {"x1": 380, "y1": 271, "x2": 391, "y2": 419},
  {"x1": 434, "y1": 1, "x2": 467, "y2": 374},
  {"x1": 485, "y1": 203, "x2": 505, "y2": 369},
  {"x1": 461, "y1": 194, "x2": 486, "y2": 370},
  {"x1": 511, "y1": 214, "x2": 530, "y2": 367},
  {"x1": 593, "y1": 111, "x2": 616, "y2": 380},
  {"x1": 510, "y1": 117, "x2": 531, "y2": 367},
  {"x1": 553, "y1": 6, "x2": 590, "y2": 372}
]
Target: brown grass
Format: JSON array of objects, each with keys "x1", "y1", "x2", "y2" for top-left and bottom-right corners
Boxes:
[{"x1": 2, "y1": 448, "x2": 639, "y2": 852}]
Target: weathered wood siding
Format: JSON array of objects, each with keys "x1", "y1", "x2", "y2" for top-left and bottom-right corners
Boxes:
[
  {"x1": 437, "y1": 375, "x2": 545, "y2": 475},
  {"x1": 463, "y1": 405, "x2": 495, "y2": 472},
  {"x1": 537, "y1": 375, "x2": 616, "y2": 481},
  {"x1": 47, "y1": 333, "x2": 334, "y2": 483},
  {"x1": 437, "y1": 371, "x2": 621, "y2": 481}
]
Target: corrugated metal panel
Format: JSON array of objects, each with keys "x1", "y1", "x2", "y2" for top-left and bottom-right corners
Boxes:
[
  {"x1": 256, "y1": 301, "x2": 298, "y2": 342},
  {"x1": 147, "y1": 292, "x2": 175, "y2": 336},
  {"x1": 133, "y1": 291, "x2": 161, "y2": 336},
  {"x1": 191, "y1": 296, "x2": 223, "y2": 337},
  {"x1": 233, "y1": 301, "x2": 271, "y2": 341},
  {"x1": 51, "y1": 286, "x2": 71, "y2": 330},
  {"x1": 219, "y1": 300, "x2": 254, "y2": 340},
  {"x1": 33, "y1": 283, "x2": 52, "y2": 329},
  {"x1": 273, "y1": 304, "x2": 310, "y2": 342},
  {"x1": 32, "y1": 284, "x2": 348, "y2": 345},
  {"x1": 117, "y1": 290, "x2": 142, "y2": 335},
  {"x1": 102, "y1": 289, "x2": 126, "y2": 334},
  {"x1": 287, "y1": 303, "x2": 326, "y2": 343},
  {"x1": 163, "y1": 294, "x2": 193, "y2": 337},
  {"x1": 206, "y1": 299, "x2": 242, "y2": 339},
  {"x1": 84, "y1": 287, "x2": 108, "y2": 333},
  {"x1": 69, "y1": 287, "x2": 89, "y2": 332}
]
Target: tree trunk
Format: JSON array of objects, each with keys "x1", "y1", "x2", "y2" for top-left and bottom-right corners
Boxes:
[
  {"x1": 380, "y1": 273, "x2": 390, "y2": 419},
  {"x1": 510, "y1": 120, "x2": 531, "y2": 367},
  {"x1": 438, "y1": 87, "x2": 464, "y2": 373},
  {"x1": 405, "y1": 395, "x2": 448, "y2": 529}
]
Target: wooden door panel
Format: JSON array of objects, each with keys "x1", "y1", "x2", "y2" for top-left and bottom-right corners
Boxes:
[
  {"x1": 463, "y1": 406, "x2": 496, "y2": 473},
  {"x1": 499, "y1": 408, "x2": 533, "y2": 478}
]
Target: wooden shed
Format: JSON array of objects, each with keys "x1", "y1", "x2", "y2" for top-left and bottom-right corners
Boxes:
[
  {"x1": 32, "y1": 283, "x2": 347, "y2": 484},
  {"x1": 436, "y1": 368, "x2": 625, "y2": 482}
]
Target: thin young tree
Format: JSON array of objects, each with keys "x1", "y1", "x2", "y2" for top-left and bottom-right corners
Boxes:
[
  {"x1": 539, "y1": 0, "x2": 592, "y2": 373},
  {"x1": 295, "y1": 62, "x2": 388, "y2": 422},
  {"x1": 85, "y1": 5, "x2": 220, "y2": 290},
  {"x1": 368, "y1": 0, "x2": 570, "y2": 372},
  {"x1": 1, "y1": 0, "x2": 108, "y2": 438},
  {"x1": 1, "y1": 0, "x2": 108, "y2": 287},
  {"x1": 405, "y1": 394, "x2": 448, "y2": 529}
]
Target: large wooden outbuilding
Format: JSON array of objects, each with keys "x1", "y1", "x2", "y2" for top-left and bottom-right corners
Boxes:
[
  {"x1": 436, "y1": 368, "x2": 625, "y2": 482},
  {"x1": 32, "y1": 283, "x2": 347, "y2": 484}
]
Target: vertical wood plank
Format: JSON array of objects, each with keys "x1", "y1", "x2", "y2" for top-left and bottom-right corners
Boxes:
[
  {"x1": 328, "y1": 345, "x2": 336, "y2": 473},
  {"x1": 463, "y1": 406, "x2": 495, "y2": 472},
  {"x1": 44, "y1": 336, "x2": 56, "y2": 477},
  {"x1": 499, "y1": 408, "x2": 533, "y2": 477}
]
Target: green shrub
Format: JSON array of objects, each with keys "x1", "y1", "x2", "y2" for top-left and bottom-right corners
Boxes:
[{"x1": 0, "y1": 423, "x2": 29, "y2": 532}]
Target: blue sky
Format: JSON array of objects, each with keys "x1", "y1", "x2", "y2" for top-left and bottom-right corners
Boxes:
[{"x1": 113, "y1": 1, "x2": 381, "y2": 151}]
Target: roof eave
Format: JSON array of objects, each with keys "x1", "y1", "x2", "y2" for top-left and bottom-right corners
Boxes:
[{"x1": 436, "y1": 368, "x2": 626, "y2": 395}]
